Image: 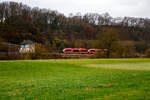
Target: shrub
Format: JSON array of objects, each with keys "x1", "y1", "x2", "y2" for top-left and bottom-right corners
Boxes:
[
  {"x1": 145, "y1": 48, "x2": 150, "y2": 58},
  {"x1": 23, "y1": 53, "x2": 32, "y2": 60},
  {"x1": 111, "y1": 41, "x2": 135, "y2": 58},
  {"x1": 8, "y1": 53, "x2": 21, "y2": 60},
  {"x1": 91, "y1": 52, "x2": 107, "y2": 58},
  {"x1": 0, "y1": 53, "x2": 8, "y2": 60}
]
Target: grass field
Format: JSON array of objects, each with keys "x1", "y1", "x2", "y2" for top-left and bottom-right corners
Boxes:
[{"x1": 0, "y1": 59, "x2": 150, "y2": 100}]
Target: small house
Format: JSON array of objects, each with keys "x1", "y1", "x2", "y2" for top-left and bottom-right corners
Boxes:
[{"x1": 19, "y1": 40, "x2": 35, "y2": 53}]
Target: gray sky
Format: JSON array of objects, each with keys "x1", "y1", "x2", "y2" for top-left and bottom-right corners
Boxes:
[{"x1": 1, "y1": 0, "x2": 150, "y2": 18}]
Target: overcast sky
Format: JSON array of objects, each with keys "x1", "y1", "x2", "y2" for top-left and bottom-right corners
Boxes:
[{"x1": 1, "y1": 0, "x2": 150, "y2": 18}]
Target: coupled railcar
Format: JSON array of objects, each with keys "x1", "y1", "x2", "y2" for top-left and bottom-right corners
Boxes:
[
  {"x1": 63, "y1": 48, "x2": 88, "y2": 54},
  {"x1": 63, "y1": 48, "x2": 105, "y2": 54}
]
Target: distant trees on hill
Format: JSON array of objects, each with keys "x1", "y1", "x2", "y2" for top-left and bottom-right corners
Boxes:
[{"x1": 0, "y1": 1, "x2": 150, "y2": 59}]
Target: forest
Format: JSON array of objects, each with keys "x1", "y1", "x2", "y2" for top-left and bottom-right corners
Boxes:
[{"x1": 0, "y1": 1, "x2": 150, "y2": 59}]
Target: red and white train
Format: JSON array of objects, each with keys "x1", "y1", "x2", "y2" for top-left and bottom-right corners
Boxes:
[{"x1": 63, "y1": 48, "x2": 107, "y2": 54}]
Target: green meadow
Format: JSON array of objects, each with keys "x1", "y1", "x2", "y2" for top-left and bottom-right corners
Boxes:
[{"x1": 0, "y1": 59, "x2": 150, "y2": 100}]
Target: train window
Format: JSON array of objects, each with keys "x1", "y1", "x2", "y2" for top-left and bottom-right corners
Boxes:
[
  {"x1": 91, "y1": 50, "x2": 95, "y2": 52},
  {"x1": 65, "y1": 50, "x2": 71, "y2": 52},
  {"x1": 73, "y1": 50, "x2": 79, "y2": 52},
  {"x1": 81, "y1": 50, "x2": 88, "y2": 52}
]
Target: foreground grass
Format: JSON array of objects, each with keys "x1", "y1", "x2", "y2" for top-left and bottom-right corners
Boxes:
[{"x1": 0, "y1": 59, "x2": 150, "y2": 100}]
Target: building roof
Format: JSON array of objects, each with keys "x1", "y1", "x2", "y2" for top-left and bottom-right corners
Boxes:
[{"x1": 21, "y1": 40, "x2": 33, "y2": 45}]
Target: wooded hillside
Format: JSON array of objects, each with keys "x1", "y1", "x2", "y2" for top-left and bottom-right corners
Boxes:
[{"x1": 0, "y1": 1, "x2": 150, "y2": 59}]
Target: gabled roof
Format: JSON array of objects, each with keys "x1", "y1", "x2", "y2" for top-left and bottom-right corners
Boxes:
[{"x1": 21, "y1": 40, "x2": 33, "y2": 45}]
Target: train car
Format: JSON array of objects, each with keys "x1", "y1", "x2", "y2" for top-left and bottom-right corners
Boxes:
[
  {"x1": 88, "y1": 49, "x2": 102, "y2": 54},
  {"x1": 103, "y1": 49, "x2": 108, "y2": 52},
  {"x1": 88, "y1": 49, "x2": 96, "y2": 54},
  {"x1": 63, "y1": 48, "x2": 72, "y2": 54},
  {"x1": 71, "y1": 48, "x2": 80, "y2": 54},
  {"x1": 63, "y1": 48, "x2": 106, "y2": 54},
  {"x1": 63, "y1": 48, "x2": 88, "y2": 54},
  {"x1": 79, "y1": 48, "x2": 88, "y2": 54}
]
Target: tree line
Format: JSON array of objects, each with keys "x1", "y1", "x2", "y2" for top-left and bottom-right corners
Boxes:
[{"x1": 0, "y1": 1, "x2": 150, "y2": 59}]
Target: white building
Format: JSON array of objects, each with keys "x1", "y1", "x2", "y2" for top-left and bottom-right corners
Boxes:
[{"x1": 19, "y1": 40, "x2": 35, "y2": 53}]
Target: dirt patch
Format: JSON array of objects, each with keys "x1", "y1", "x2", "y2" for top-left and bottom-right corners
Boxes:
[
  {"x1": 86, "y1": 83, "x2": 113, "y2": 91},
  {"x1": 98, "y1": 83, "x2": 113, "y2": 87},
  {"x1": 86, "y1": 88, "x2": 99, "y2": 91}
]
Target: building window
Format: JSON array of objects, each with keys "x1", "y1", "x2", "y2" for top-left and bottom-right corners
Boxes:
[
  {"x1": 21, "y1": 45, "x2": 25, "y2": 48},
  {"x1": 25, "y1": 44, "x2": 29, "y2": 48}
]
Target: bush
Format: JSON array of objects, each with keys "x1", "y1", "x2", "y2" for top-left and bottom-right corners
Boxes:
[
  {"x1": 145, "y1": 48, "x2": 150, "y2": 58},
  {"x1": 110, "y1": 52, "x2": 120, "y2": 58},
  {"x1": 0, "y1": 53, "x2": 8, "y2": 60},
  {"x1": 91, "y1": 52, "x2": 107, "y2": 58},
  {"x1": 8, "y1": 53, "x2": 21, "y2": 60},
  {"x1": 22, "y1": 53, "x2": 32, "y2": 60},
  {"x1": 111, "y1": 41, "x2": 135, "y2": 58}
]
